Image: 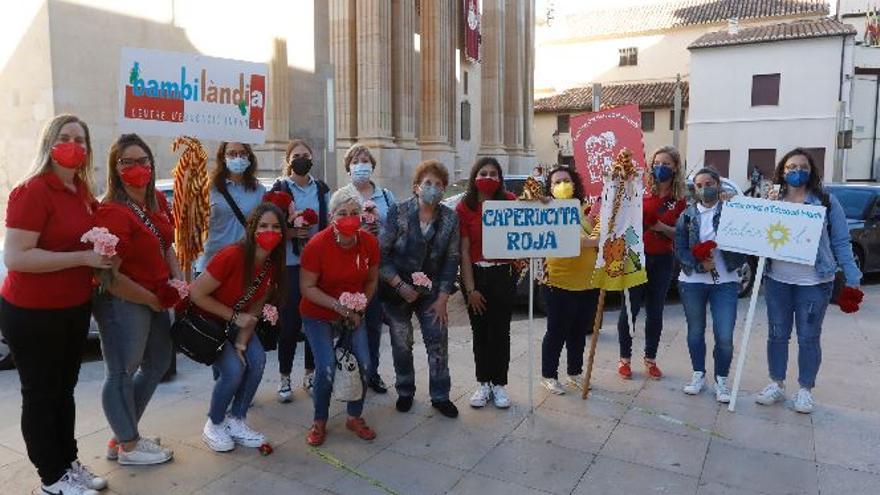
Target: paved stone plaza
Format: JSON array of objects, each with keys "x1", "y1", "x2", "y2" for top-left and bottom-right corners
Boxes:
[{"x1": 1, "y1": 283, "x2": 878, "y2": 495}]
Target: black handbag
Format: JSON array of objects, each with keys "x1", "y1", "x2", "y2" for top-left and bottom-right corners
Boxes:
[{"x1": 171, "y1": 259, "x2": 272, "y2": 365}]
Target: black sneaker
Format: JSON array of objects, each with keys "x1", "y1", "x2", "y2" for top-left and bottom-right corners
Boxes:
[
  {"x1": 432, "y1": 400, "x2": 459, "y2": 418},
  {"x1": 370, "y1": 376, "x2": 388, "y2": 394},
  {"x1": 396, "y1": 396, "x2": 413, "y2": 412}
]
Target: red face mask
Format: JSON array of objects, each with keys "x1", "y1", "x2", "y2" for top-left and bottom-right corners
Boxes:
[
  {"x1": 51, "y1": 142, "x2": 87, "y2": 169},
  {"x1": 255, "y1": 231, "x2": 283, "y2": 251},
  {"x1": 334, "y1": 215, "x2": 361, "y2": 237},
  {"x1": 119, "y1": 165, "x2": 152, "y2": 188},
  {"x1": 475, "y1": 177, "x2": 500, "y2": 195}
]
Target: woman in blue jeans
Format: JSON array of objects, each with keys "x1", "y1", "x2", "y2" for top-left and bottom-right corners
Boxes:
[
  {"x1": 757, "y1": 148, "x2": 861, "y2": 414},
  {"x1": 674, "y1": 168, "x2": 746, "y2": 403},
  {"x1": 190, "y1": 203, "x2": 286, "y2": 452},
  {"x1": 299, "y1": 188, "x2": 380, "y2": 446}
]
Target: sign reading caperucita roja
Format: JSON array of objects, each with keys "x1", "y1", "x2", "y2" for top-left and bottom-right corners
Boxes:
[
  {"x1": 481, "y1": 200, "x2": 583, "y2": 259},
  {"x1": 118, "y1": 47, "x2": 268, "y2": 143}
]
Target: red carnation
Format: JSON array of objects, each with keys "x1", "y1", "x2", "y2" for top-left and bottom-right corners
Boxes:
[
  {"x1": 263, "y1": 191, "x2": 293, "y2": 213},
  {"x1": 301, "y1": 208, "x2": 319, "y2": 225},
  {"x1": 258, "y1": 443, "x2": 274, "y2": 456},
  {"x1": 156, "y1": 283, "x2": 182, "y2": 309},
  {"x1": 692, "y1": 241, "x2": 717, "y2": 261},
  {"x1": 837, "y1": 286, "x2": 864, "y2": 313}
]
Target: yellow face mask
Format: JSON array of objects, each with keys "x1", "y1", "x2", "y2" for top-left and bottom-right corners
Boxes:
[{"x1": 551, "y1": 181, "x2": 574, "y2": 199}]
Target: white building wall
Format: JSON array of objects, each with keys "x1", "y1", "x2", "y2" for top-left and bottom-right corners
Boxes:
[{"x1": 687, "y1": 37, "x2": 845, "y2": 187}]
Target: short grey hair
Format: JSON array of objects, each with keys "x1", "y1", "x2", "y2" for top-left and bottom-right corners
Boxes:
[{"x1": 328, "y1": 187, "x2": 363, "y2": 216}]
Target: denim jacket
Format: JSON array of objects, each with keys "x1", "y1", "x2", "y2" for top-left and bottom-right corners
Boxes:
[
  {"x1": 379, "y1": 196, "x2": 460, "y2": 294},
  {"x1": 674, "y1": 202, "x2": 747, "y2": 276},
  {"x1": 765, "y1": 192, "x2": 862, "y2": 287}
]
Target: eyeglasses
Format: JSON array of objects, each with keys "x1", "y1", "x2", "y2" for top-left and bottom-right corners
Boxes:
[
  {"x1": 117, "y1": 156, "x2": 151, "y2": 167},
  {"x1": 225, "y1": 150, "x2": 249, "y2": 159}
]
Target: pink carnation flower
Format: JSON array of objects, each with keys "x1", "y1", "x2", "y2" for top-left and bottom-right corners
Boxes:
[
  {"x1": 363, "y1": 200, "x2": 378, "y2": 212},
  {"x1": 339, "y1": 292, "x2": 368, "y2": 313},
  {"x1": 167, "y1": 279, "x2": 190, "y2": 299},
  {"x1": 80, "y1": 227, "x2": 119, "y2": 257},
  {"x1": 293, "y1": 214, "x2": 307, "y2": 228},
  {"x1": 361, "y1": 212, "x2": 377, "y2": 224},
  {"x1": 411, "y1": 272, "x2": 433, "y2": 290},
  {"x1": 262, "y1": 304, "x2": 279, "y2": 325}
]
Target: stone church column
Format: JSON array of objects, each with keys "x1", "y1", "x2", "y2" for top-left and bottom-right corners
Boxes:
[
  {"x1": 504, "y1": 0, "x2": 526, "y2": 172},
  {"x1": 419, "y1": 0, "x2": 455, "y2": 165},
  {"x1": 478, "y1": 0, "x2": 507, "y2": 164},
  {"x1": 356, "y1": 0, "x2": 393, "y2": 145}
]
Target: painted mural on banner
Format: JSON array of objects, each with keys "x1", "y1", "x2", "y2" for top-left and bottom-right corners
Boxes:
[
  {"x1": 481, "y1": 200, "x2": 582, "y2": 259},
  {"x1": 118, "y1": 47, "x2": 267, "y2": 143},
  {"x1": 570, "y1": 104, "x2": 646, "y2": 199},
  {"x1": 716, "y1": 196, "x2": 826, "y2": 264},
  {"x1": 592, "y1": 171, "x2": 648, "y2": 290}
]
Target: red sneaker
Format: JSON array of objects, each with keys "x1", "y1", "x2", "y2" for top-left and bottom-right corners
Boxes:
[
  {"x1": 307, "y1": 420, "x2": 327, "y2": 446},
  {"x1": 618, "y1": 359, "x2": 633, "y2": 380},
  {"x1": 644, "y1": 359, "x2": 663, "y2": 380},
  {"x1": 345, "y1": 416, "x2": 376, "y2": 441}
]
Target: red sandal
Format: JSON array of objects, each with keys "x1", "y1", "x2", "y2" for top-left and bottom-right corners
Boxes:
[
  {"x1": 618, "y1": 359, "x2": 633, "y2": 380},
  {"x1": 307, "y1": 420, "x2": 326, "y2": 446},
  {"x1": 644, "y1": 359, "x2": 663, "y2": 380},
  {"x1": 345, "y1": 416, "x2": 376, "y2": 441}
]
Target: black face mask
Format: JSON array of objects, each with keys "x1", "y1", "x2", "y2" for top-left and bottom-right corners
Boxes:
[{"x1": 290, "y1": 157, "x2": 313, "y2": 176}]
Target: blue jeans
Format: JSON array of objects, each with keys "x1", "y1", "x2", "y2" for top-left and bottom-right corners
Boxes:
[
  {"x1": 365, "y1": 296, "x2": 383, "y2": 382},
  {"x1": 679, "y1": 282, "x2": 739, "y2": 378},
  {"x1": 94, "y1": 295, "x2": 172, "y2": 443},
  {"x1": 764, "y1": 278, "x2": 832, "y2": 389},
  {"x1": 542, "y1": 286, "x2": 599, "y2": 379},
  {"x1": 302, "y1": 317, "x2": 371, "y2": 421},
  {"x1": 383, "y1": 293, "x2": 451, "y2": 401},
  {"x1": 617, "y1": 253, "x2": 675, "y2": 359},
  {"x1": 208, "y1": 335, "x2": 266, "y2": 424}
]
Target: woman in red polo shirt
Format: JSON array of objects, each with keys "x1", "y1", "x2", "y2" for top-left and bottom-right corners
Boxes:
[
  {"x1": 0, "y1": 114, "x2": 111, "y2": 495},
  {"x1": 616, "y1": 146, "x2": 687, "y2": 380},
  {"x1": 190, "y1": 203, "x2": 286, "y2": 452},
  {"x1": 456, "y1": 157, "x2": 518, "y2": 410},
  {"x1": 93, "y1": 134, "x2": 181, "y2": 466},
  {"x1": 299, "y1": 188, "x2": 379, "y2": 446}
]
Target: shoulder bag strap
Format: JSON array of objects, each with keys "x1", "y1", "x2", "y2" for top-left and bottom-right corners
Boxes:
[
  {"x1": 232, "y1": 258, "x2": 272, "y2": 314},
  {"x1": 218, "y1": 186, "x2": 247, "y2": 227},
  {"x1": 126, "y1": 199, "x2": 167, "y2": 254}
]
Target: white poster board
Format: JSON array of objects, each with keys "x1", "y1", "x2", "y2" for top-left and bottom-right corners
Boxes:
[
  {"x1": 716, "y1": 196, "x2": 826, "y2": 264},
  {"x1": 481, "y1": 200, "x2": 582, "y2": 259},
  {"x1": 118, "y1": 47, "x2": 268, "y2": 143}
]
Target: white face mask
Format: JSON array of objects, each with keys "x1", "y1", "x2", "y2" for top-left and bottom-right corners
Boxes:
[{"x1": 350, "y1": 162, "x2": 372, "y2": 184}]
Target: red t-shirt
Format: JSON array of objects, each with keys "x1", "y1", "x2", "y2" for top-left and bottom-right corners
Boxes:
[
  {"x1": 643, "y1": 193, "x2": 686, "y2": 255},
  {"x1": 200, "y1": 244, "x2": 274, "y2": 321},
  {"x1": 2, "y1": 173, "x2": 98, "y2": 309},
  {"x1": 455, "y1": 192, "x2": 517, "y2": 263},
  {"x1": 299, "y1": 228, "x2": 379, "y2": 321},
  {"x1": 95, "y1": 192, "x2": 174, "y2": 293}
]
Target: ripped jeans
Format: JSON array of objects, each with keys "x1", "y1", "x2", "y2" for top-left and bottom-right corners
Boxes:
[
  {"x1": 764, "y1": 278, "x2": 833, "y2": 389},
  {"x1": 302, "y1": 317, "x2": 371, "y2": 421}
]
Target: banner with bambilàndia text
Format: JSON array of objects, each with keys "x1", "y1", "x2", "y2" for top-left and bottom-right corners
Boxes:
[
  {"x1": 118, "y1": 47, "x2": 267, "y2": 143},
  {"x1": 481, "y1": 200, "x2": 582, "y2": 259}
]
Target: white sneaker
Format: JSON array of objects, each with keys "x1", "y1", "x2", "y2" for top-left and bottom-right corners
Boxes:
[
  {"x1": 278, "y1": 375, "x2": 292, "y2": 403},
  {"x1": 117, "y1": 438, "x2": 173, "y2": 466},
  {"x1": 202, "y1": 419, "x2": 234, "y2": 452},
  {"x1": 469, "y1": 383, "x2": 492, "y2": 408},
  {"x1": 541, "y1": 377, "x2": 566, "y2": 395},
  {"x1": 793, "y1": 388, "x2": 814, "y2": 414},
  {"x1": 755, "y1": 382, "x2": 785, "y2": 406},
  {"x1": 225, "y1": 416, "x2": 266, "y2": 448},
  {"x1": 107, "y1": 436, "x2": 160, "y2": 461},
  {"x1": 715, "y1": 376, "x2": 731, "y2": 403},
  {"x1": 42, "y1": 470, "x2": 98, "y2": 495},
  {"x1": 492, "y1": 384, "x2": 511, "y2": 409},
  {"x1": 69, "y1": 460, "x2": 107, "y2": 491},
  {"x1": 565, "y1": 374, "x2": 583, "y2": 391},
  {"x1": 303, "y1": 371, "x2": 315, "y2": 397},
  {"x1": 683, "y1": 371, "x2": 705, "y2": 395}
]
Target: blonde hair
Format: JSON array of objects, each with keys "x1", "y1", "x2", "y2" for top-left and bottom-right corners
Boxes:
[
  {"x1": 343, "y1": 143, "x2": 376, "y2": 172},
  {"x1": 328, "y1": 187, "x2": 363, "y2": 216},
  {"x1": 645, "y1": 146, "x2": 686, "y2": 200},
  {"x1": 22, "y1": 114, "x2": 95, "y2": 198}
]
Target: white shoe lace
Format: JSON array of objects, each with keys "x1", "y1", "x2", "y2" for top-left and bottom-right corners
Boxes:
[
  {"x1": 138, "y1": 437, "x2": 164, "y2": 453},
  {"x1": 492, "y1": 385, "x2": 509, "y2": 401},
  {"x1": 228, "y1": 418, "x2": 261, "y2": 439},
  {"x1": 686, "y1": 372, "x2": 703, "y2": 390},
  {"x1": 796, "y1": 389, "x2": 813, "y2": 407},
  {"x1": 760, "y1": 383, "x2": 780, "y2": 398}
]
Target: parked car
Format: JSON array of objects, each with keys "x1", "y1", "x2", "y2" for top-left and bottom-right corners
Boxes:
[{"x1": 825, "y1": 183, "x2": 880, "y2": 275}]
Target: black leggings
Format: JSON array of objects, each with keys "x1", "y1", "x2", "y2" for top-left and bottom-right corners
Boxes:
[
  {"x1": 278, "y1": 265, "x2": 314, "y2": 374},
  {"x1": 467, "y1": 264, "x2": 516, "y2": 386}
]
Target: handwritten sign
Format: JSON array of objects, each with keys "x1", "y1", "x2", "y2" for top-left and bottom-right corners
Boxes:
[
  {"x1": 716, "y1": 196, "x2": 826, "y2": 264},
  {"x1": 118, "y1": 47, "x2": 267, "y2": 143},
  {"x1": 481, "y1": 200, "x2": 582, "y2": 259}
]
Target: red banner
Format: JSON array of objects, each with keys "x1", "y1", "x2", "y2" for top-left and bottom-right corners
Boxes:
[
  {"x1": 464, "y1": 0, "x2": 480, "y2": 62},
  {"x1": 570, "y1": 104, "x2": 646, "y2": 198}
]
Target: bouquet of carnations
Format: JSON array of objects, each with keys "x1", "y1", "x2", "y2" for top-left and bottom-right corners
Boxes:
[
  {"x1": 292, "y1": 208, "x2": 319, "y2": 228},
  {"x1": 261, "y1": 304, "x2": 279, "y2": 325},
  {"x1": 157, "y1": 278, "x2": 189, "y2": 310},
  {"x1": 692, "y1": 240, "x2": 720, "y2": 284},
  {"x1": 837, "y1": 286, "x2": 864, "y2": 314},
  {"x1": 361, "y1": 200, "x2": 379, "y2": 226},
  {"x1": 263, "y1": 191, "x2": 293, "y2": 214},
  {"x1": 411, "y1": 271, "x2": 433, "y2": 296},
  {"x1": 333, "y1": 292, "x2": 368, "y2": 331},
  {"x1": 80, "y1": 227, "x2": 119, "y2": 257}
]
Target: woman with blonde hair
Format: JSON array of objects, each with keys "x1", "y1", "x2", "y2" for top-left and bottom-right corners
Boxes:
[{"x1": 1, "y1": 114, "x2": 111, "y2": 494}]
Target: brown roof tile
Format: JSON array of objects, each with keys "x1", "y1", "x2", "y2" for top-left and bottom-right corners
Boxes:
[
  {"x1": 689, "y1": 17, "x2": 855, "y2": 49},
  {"x1": 534, "y1": 81, "x2": 689, "y2": 114}
]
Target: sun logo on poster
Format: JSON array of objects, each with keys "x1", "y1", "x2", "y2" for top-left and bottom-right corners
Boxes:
[{"x1": 766, "y1": 221, "x2": 790, "y2": 250}]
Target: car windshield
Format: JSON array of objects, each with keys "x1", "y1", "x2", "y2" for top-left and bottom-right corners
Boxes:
[{"x1": 827, "y1": 187, "x2": 874, "y2": 220}]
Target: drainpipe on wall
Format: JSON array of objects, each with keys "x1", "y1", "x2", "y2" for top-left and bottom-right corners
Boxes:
[{"x1": 673, "y1": 74, "x2": 682, "y2": 150}]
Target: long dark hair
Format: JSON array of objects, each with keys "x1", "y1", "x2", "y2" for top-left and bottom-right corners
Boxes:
[
  {"x1": 544, "y1": 165, "x2": 586, "y2": 202},
  {"x1": 211, "y1": 142, "x2": 258, "y2": 193},
  {"x1": 463, "y1": 157, "x2": 508, "y2": 210},
  {"x1": 239, "y1": 203, "x2": 288, "y2": 305},
  {"x1": 104, "y1": 133, "x2": 158, "y2": 211},
  {"x1": 773, "y1": 148, "x2": 827, "y2": 201}
]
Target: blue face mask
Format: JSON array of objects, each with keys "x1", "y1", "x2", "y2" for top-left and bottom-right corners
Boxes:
[
  {"x1": 350, "y1": 162, "x2": 373, "y2": 184},
  {"x1": 699, "y1": 185, "x2": 719, "y2": 203},
  {"x1": 652, "y1": 164, "x2": 674, "y2": 183},
  {"x1": 784, "y1": 169, "x2": 810, "y2": 188},
  {"x1": 226, "y1": 157, "x2": 250, "y2": 174},
  {"x1": 419, "y1": 184, "x2": 442, "y2": 205}
]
